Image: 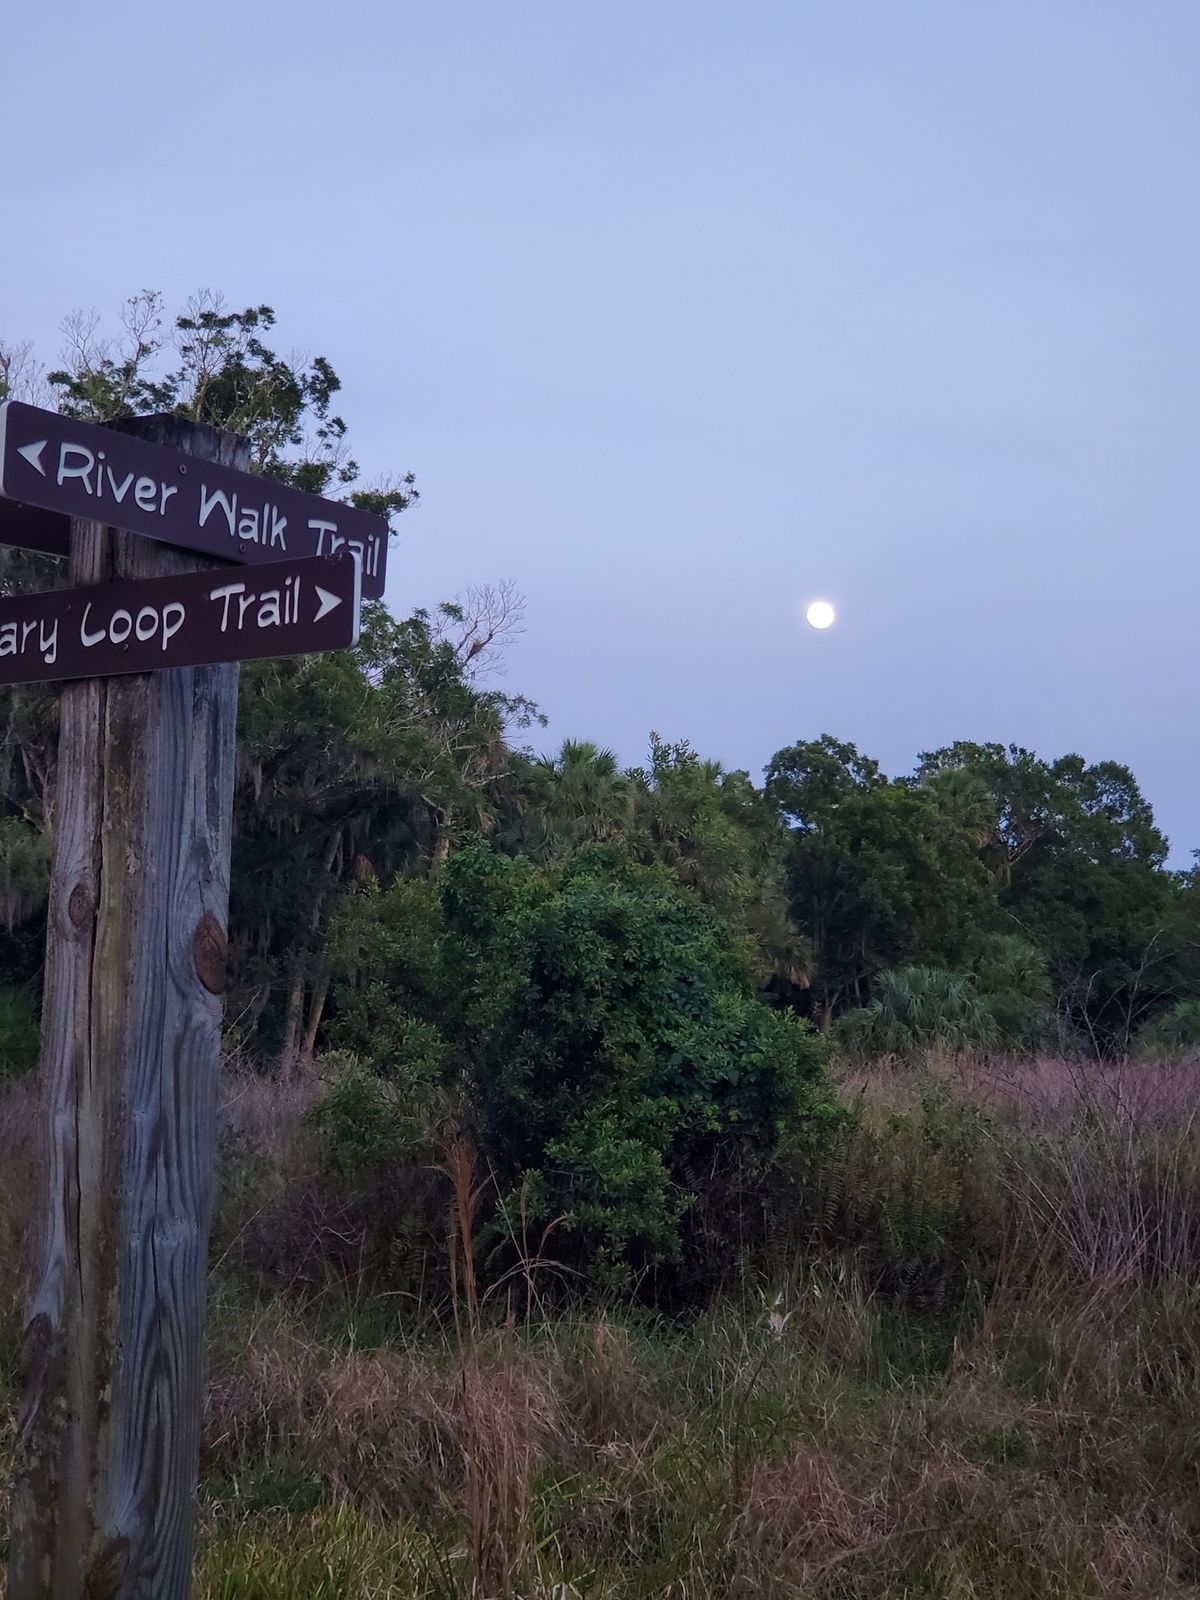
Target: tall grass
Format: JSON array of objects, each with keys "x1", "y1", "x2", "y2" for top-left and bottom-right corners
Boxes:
[{"x1": 5, "y1": 1054, "x2": 1200, "y2": 1595}]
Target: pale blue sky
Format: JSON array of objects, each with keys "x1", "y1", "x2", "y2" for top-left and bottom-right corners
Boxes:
[{"x1": 6, "y1": 2, "x2": 1200, "y2": 857}]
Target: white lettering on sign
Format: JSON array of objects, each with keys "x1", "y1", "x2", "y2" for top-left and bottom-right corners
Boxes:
[
  {"x1": 199, "y1": 487, "x2": 289, "y2": 551},
  {"x1": 208, "y1": 576, "x2": 303, "y2": 633},
  {"x1": 80, "y1": 599, "x2": 186, "y2": 652},
  {"x1": 53, "y1": 442, "x2": 178, "y2": 515},
  {"x1": 0, "y1": 549, "x2": 354, "y2": 685},
  {"x1": 208, "y1": 582, "x2": 245, "y2": 631},
  {"x1": 58, "y1": 444, "x2": 94, "y2": 490},
  {"x1": 80, "y1": 606, "x2": 106, "y2": 648},
  {"x1": 309, "y1": 519, "x2": 381, "y2": 581},
  {"x1": 208, "y1": 572, "x2": 310, "y2": 627},
  {"x1": 198, "y1": 487, "x2": 235, "y2": 535},
  {"x1": 0, "y1": 615, "x2": 59, "y2": 666},
  {"x1": 2, "y1": 404, "x2": 384, "y2": 598},
  {"x1": 162, "y1": 603, "x2": 186, "y2": 645}
]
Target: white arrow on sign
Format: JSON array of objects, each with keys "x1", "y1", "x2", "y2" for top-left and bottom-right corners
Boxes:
[
  {"x1": 314, "y1": 585, "x2": 342, "y2": 622},
  {"x1": 17, "y1": 440, "x2": 47, "y2": 477}
]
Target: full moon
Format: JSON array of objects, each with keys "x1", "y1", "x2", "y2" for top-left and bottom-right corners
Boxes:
[{"x1": 805, "y1": 599, "x2": 836, "y2": 631}]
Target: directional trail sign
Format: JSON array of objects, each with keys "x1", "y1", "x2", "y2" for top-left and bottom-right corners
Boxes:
[
  {"x1": 0, "y1": 400, "x2": 389, "y2": 597},
  {"x1": 0, "y1": 551, "x2": 361, "y2": 686},
  {"x1": 0, "y1": 498, "x2": 71, "y2": 559}
]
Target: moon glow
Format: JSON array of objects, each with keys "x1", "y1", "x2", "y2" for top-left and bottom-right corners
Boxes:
[{"x1": 805, "y1": 599, "x2": 836, "y2": 631}]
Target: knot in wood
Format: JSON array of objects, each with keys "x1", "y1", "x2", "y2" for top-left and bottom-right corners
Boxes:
[
  {"x1": 16, "y1": 1313, "x2": 51, "y2": 1438},
  {"x1": 68, "y1": 881, "x2": 95, "y2": 931},
  {"x1": 193, "y1": 912, "x2": 228, "y2": 995},
  {"x1": 83, "y1": 1535, "x2": 130, "y2": 1600}
]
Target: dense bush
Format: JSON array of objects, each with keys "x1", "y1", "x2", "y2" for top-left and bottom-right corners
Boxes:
[
  {"x1": 0, "y1": 985, "x2": 38, "y2": 1080},
  {"x1": 835, "y1": 966, "x2": 998, "y2": 1060},
  {"x1": 1134, "y1": 998, "x2": 1200, "y2": 1059},
  {"x1": 328, "y1": 844, "x2": 834, "y2": 1289},
  {"x1": 967, "y1": 933, "x2": 1054, "y2": 1047},
  {"x1": 835, "y1": 936, "x2": 1053, "y2": 1062}
]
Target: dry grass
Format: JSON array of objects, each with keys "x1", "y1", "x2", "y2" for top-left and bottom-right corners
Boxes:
[
  {"x1": 6, "y1": 1055, "x2": 1200, "y2": 1595},
  {"x1": 205, "y1": 1309, "x2": 576, "y2": 1519},
  {"x1": 219, "y1": 1054, "x2": 324, "y2": 1161},
  {"x1": 820, "y1": 1053, "x2": 1200, "y2": 1289},
  {"x1": 842, "y1": 1049, "x2": 1200, "y2": 1132}
]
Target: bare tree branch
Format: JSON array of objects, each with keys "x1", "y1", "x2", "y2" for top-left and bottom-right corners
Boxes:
[{"x1": 436, "y1": 580, "x2": 527, "y2": 679}]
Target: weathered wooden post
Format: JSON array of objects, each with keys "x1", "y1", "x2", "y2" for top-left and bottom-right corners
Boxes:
[
  {"x1": 0, "y1": 397, "x2": 374, "y2": 1596},
  {"x1": 7, "y1": 417, "x2": 248, "y2": 1600}
]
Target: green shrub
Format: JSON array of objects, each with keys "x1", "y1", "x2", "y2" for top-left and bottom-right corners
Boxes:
[
  {"x1": 774, "y1": 1078, "x2": 1000, "y2": 1314},
  {"x1": 836, "y1": 937, "x2": 1052, "y2": 1061},
  {"x1": 306, "y1": 1066, "x2": 412, "y2": 1179},
  {"x1": 1135, "y1": 998, "x2": 1200, "y2": 1059},
  {"x1": 0, "y1": 817, "x2": 49, "y2": 929},
  {"x1": 836, "y1": 965, "x2": 998, "y2": 1060},
  {"x1": 968, "y1": 933, "x2": 1053, "y2": 1048},
  {"x1": 0, "y1": 985, "x2": 38, "y2": 1079},
  {"x1": 330, "y1": 845, "x2": 835, "y2": 1291}
]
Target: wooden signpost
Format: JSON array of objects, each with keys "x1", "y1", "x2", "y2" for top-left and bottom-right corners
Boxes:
[{"x1": 2, "y1": 411, "x2": 376, "y2": 1600}]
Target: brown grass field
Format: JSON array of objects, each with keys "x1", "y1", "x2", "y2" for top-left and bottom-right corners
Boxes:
[{"x1": 4, "y1": 1053, "x2": 1200, "y2": 1597}]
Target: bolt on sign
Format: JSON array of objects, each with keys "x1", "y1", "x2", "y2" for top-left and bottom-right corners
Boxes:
[
  {"x1": 0, "y1": 400, "x2": 389, "y2": 598},
  {"x1": 0, "y1": 551, "x2": 361, "y2": 686}
]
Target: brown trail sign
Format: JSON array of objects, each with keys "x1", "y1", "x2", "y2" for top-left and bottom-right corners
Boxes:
[
  {"x1": 0, "y1": 550, "x2": 360, "y2": 686},
  {"x1": 4, "y1": 411, "x2": 375, "y2": 1600},
  {"x1": 0, "y1": 499, "x2": 71, "y2": 559},
  {"x1": 0, "y1": 400, "x2": 390, "y2": 597}
]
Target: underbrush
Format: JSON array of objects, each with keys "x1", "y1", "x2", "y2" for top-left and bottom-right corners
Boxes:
[
  {"x1": 5, "y1": 1054, "x2": 1200, "y2": 1595},
  {"x1": 191, "y1": 1267, "x2": 1200, "y2": 1597}
]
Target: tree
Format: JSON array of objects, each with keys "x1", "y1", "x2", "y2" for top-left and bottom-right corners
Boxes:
[
  {"x1": 45, "y1": 291, "x2": 414, "y2": 511},
  {"x1": 836, "y1": 966, "x2": 999, "y2": 1061},
  {"x1": 967, "y1": 933, "x2": 1053, "y2": 1049},
  {"x1": 500, "y1": 739, "x2": 635, "y2": 860},
  {"x1": 232, "y1": 600, "x2": 537, "y2": 1060},
  {"x1": 330, "y1": 845, "x2": 832, "y2": 1290},
  {"x1": 834, "y1": 938, "x2": 1052, "y2": 1061},
  {"x1": 766, "y1": 736, "x2": 993, "y2": 1023},
  {"x1": 917, "y1": 766, "x2": 997, "y2": 851},
  {"x1": 498, "y1": 734, "x2": 811, "y2": 994},
  {"x1": 916, "y1": 742, "x2": 1166, "y2": 881},
  {"x1": 916, "y1": 742, "x2": 1187, "y2": 1050},
  {"x1": 629, "y1": 735, "x2": 809, "y2": 990},
  {"x1": 2, "y1": 290, "x2": 416, "y2": 597},
  {"x1": 1135, "y1": 998, "x2": 1200, "y2": 1060}
]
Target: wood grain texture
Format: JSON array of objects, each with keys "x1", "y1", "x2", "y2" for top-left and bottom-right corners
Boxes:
[{"x1": 7, "y1": 418, "x2": 249, "y2": 1600}]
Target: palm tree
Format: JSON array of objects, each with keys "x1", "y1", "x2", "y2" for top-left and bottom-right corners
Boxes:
[
  {"x1": 836, "y1": 965, "x2": 998, "y2": 1061},
  {"x1": 521, "y1": 740, "x2": 635, "y2": 858},
  {"x1": 921, "y1": 766, "x2": 995, "y2": 849},
  {"x1": 633, "y1": 739, "x2": 812, "y2": 991}
]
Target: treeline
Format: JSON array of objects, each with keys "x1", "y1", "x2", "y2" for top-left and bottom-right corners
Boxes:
[{"x1": 4, "y1": 292, "x2": 1200, "y2": 1292}]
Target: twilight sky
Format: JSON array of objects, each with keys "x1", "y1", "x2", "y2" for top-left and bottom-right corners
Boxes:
[{"x1": 6, "y1": 3, "x2": 1200, "y2": 858}]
